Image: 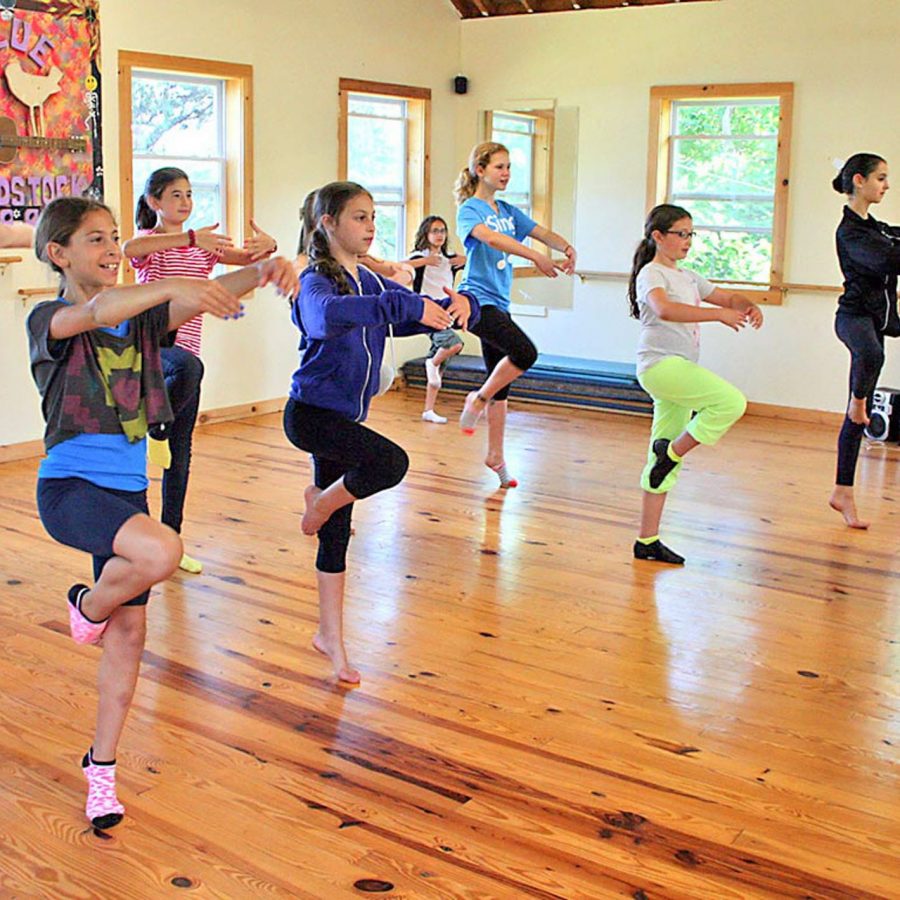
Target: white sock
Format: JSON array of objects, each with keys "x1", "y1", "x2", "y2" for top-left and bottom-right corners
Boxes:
[{"x1": 422, "y1": 410, "x2": 447, "y2": 424}]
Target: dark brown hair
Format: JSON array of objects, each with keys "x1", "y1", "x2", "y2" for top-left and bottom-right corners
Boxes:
[
  {"x1": 308, "y1": 181, "x2": 372, "y2": 295},
  {"x1": 627, "y1": 204, "x2": 692, "y2": 318},
  {"x1": 832, "y1": 153, "x2": 886, "y2": 195},
  {"x1": 135, "y1": 166, "x2": 189, "y2": 230},
  {"x1": 412, "y1": 215, "x2": 454, "y2": 257},
  {"x1": 35, "y1": 196, "x2": 116, "y2": 291}
]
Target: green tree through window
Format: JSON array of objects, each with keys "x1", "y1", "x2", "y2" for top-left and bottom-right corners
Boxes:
[{"x1": 668, "y1": 100, "x2": 780, "y2": 284}]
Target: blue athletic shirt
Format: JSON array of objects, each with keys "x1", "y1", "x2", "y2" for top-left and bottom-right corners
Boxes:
[
  {"x1": 457, "y1": 198, "x2": 537, "y2": 312},
  {"x1": 38, "y1": 317, "x2": 149, "y2": 492}
]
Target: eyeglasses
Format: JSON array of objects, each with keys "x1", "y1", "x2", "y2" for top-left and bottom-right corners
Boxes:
[{"x1": 665, "y1": 230, "x2": 697, "y2": 239}]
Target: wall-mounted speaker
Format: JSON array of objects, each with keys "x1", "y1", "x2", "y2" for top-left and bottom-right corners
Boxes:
[{"x1": 454, "y1": 75, "x2": 468, "y2": 95}]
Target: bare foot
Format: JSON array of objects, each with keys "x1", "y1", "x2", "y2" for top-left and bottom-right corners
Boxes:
[
  {"x1": 313, "y1": 632, "x2": 361, "y2": 684},
  {"x1": 301, "y1": 485, "x2": 327, "y2": 535},
  {"x1": 829, "y1": 488, "x2": 870, "y2": 529},
  {"x1": 847, "y1": 396, "x2": 870, "y2": 426}
]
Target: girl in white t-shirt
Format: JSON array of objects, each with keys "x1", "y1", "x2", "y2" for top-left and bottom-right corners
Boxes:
[
  {"x1": 628, "y1": 204, "x2": 763, "y2": 565},
  {"x1": 405, "y1": 215, "x2": 467, "y2": 422}
]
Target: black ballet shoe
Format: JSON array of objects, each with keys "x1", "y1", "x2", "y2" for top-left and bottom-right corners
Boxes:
[
  {"x1": 633, "y1": 539, "x2": 685, "y2": 565},
  {"x1": 648, "y1": 438, "x2": 678, "y2": 490}
]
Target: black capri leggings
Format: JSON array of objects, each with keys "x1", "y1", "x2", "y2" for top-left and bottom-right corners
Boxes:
[
  {"x1": 469, "y1": 304, "x2": 538, "y2": 401},
  {"x1": 835, "y1": 312, "x2": 886, "y2": 486},
  {"x1": 283, "y1": 399, "x2": 409, "y2": 573}
]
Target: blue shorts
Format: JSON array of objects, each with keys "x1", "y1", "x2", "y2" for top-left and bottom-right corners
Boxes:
[{"x1": 37, "y1": 477, "x2": 151, "y2": 606}]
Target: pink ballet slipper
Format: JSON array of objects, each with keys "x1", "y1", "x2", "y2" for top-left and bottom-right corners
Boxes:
[{"x1": 67, "y1": 584, "x2": 108, "y2": 645}]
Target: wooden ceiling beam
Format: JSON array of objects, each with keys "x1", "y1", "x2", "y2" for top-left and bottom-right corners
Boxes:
[{"x1": 448, "y1": 0, "x2": 716, "y2": 18}]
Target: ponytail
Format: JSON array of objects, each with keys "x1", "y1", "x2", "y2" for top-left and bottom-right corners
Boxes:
[
  {"x1": 454, "y1": 141, "x2": 509, "y2": 205},
  {"x1": 308, "y1": 226, "x2": 351, "y2": 295},
  {"x1": 832, "y1": 153, "x2": 885, "y2": 196},
  {"x1": 627, "y1": 203, "x2": 693, "y2": 319},
  {"x1": 135, "y1": 195, "x2": 156, "y2": 230},
  {"x1": 627, "y1": 239, "x2": 658, "y2": 319}
]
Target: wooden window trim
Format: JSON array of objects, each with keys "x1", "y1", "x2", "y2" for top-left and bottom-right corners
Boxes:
[
  {"x1": 117, "y1": 51, "x2": 253, "y2": 283},
  {"x1": 647, "y1": 82, "x2": 794, "y2": 306},
  {"x1": 486, "y1": 108, "x2": 556, "y2": 279},
  {"x1": 338, "y1": 78, "x2": 431, "y2": 255}
]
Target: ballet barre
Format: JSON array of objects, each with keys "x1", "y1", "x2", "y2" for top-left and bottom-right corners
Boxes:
[{"x1": 574, "y1": 269, "x2": 842, "y2": 296}]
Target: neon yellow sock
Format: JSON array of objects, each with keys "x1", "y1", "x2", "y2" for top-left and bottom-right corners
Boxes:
[
  {"x1": 148, "y1": 437, "x2": 172, "y2": 469},
  {"x1": 637, "y1": 535, "x2": 659, "y2": 545},
  {"x1": 666, "y1": 444, "x2": 683, "y2": 463},
  {"x1": 178, "y1": 553, "x2": 203, "y2": 574}
]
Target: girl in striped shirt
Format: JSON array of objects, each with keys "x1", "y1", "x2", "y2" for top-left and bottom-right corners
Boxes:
[{"x1": 123, "y1": 167, "x2": 278, "y2": 574}]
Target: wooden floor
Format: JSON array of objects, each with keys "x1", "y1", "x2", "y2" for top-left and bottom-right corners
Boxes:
[{"x1": 0, "y1": 390, "x2": 898, "y2": 898}]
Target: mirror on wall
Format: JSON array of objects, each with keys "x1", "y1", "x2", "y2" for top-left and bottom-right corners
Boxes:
[{"x1": 479, "y1": 103, "x2": 579, "y2": 311}]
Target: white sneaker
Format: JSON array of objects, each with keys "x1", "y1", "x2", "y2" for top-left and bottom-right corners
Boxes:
[
  {"x1": 424, "y1": 358, "x2": 442, "y2": 388},
  {"x1": 422, "y1": 410, "x2": 447, "y2": 424}
]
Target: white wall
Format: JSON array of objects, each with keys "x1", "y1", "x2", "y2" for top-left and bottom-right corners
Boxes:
[
  {"x1": 1, "y1": 0, "x2": 462, "y2": 447},
  {"x1": 455, "y1": 0, "x2": 900, "y2": 411},
  {"x1": 5, "y1": 0, "x2": 900, "y2": 450}
]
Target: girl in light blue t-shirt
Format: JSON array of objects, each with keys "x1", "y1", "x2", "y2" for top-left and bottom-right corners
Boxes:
[{"x1": 454, "y1": 141, "x2": 577, "y2": 488}]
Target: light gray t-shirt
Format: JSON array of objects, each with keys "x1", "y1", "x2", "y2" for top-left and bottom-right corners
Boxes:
[{"x1": 635, "y1": 262, "x2": 715, "y2": 374}]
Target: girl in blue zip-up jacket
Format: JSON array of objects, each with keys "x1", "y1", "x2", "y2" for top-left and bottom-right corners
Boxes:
[{"x1": 283, "y1": 181, "x2": 478, "y2": 684}]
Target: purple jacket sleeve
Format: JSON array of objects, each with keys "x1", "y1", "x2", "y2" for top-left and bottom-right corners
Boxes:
[{"x1": 299, "y1": 271, "x2": 425, "y2": 339}]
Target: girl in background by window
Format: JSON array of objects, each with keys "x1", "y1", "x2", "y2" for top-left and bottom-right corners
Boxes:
[
  {"x1": 284, "y1": 181, "x2": 477, "y2": 685},
  {"x1": 628, "y1": 204, "x2": 761, "y2": 564},
  {"x1": 123, "y1": 167, "x2": 278, "y2": 573},
  {"x1": 830, "y1": 153, "x2": 900, "y2": 529},
  {"x1": 28, "y1": 196, "x2": 294, "y2": 830},
  {"x1": 405, "y1": 215, "x2": 467, "y2": 423},
  {"x1": 454, "y1": 141, "x2": 576, "y2": 488}
]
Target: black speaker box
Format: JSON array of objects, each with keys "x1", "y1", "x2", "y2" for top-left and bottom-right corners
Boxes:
[
  {"x1": 864, "y1": 387, "x2": 900, "y2": 442},
  {"x1": 454, "y1": 75, "x2": 468, "y2": 95}
]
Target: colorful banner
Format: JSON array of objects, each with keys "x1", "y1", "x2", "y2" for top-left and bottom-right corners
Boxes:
[{"x1": 0, "y1": 0, "x2": 102, "y2": 225}]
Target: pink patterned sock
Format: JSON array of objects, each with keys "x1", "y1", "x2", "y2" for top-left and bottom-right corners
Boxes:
[{"x1": 82, "y1": 749, "x2": 125, "y2": 829}]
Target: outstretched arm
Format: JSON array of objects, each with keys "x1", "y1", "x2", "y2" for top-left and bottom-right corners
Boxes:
[
  {"x1": 468, "y1": 223, "x2": 564, "y2": 278},
  {"x1": 704, "y1": 287, "x2": 764, "y2": 328},
  {"x1": 646, "y1": 287, "x2": 748, "y2": 331},
  {"x1": 528, "y1": 224, "x2": 577, "y2": 275}
]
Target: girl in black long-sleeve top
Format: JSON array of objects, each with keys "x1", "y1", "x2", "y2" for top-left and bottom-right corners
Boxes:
[{"x1": 831, "y1": 153, "x2": 900, "y2": 528}]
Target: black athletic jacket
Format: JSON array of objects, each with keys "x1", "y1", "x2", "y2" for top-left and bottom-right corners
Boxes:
[{"x1": 835, "y1": 206, "x2": 900, "y2": 334}]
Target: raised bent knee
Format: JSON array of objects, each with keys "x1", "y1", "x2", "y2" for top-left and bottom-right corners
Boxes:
[
  {"x1": 383, "y1": 445, "x2": 410, "y2": 490},
  {"x1": 138, "y1": 528, "x2": 182, "y2": 583},
  {"x1": 511, "y1": 340, "x2": 538, "y2": 372}
]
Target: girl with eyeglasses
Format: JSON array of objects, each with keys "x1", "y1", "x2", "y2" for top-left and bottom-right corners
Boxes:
[
  {"x1": 405, "y1": 215, "x2": 467, "y2": 423},
  {"x1": 627, "y1": 204, "x2": 763, "y2": 564}
]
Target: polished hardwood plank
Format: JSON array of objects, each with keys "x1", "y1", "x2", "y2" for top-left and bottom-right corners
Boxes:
[{"x1": 0, "y1": 390, "x2": 897, "y2": 898}]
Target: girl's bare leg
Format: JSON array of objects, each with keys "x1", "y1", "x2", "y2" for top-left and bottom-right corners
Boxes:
[{"x1": 312, "y1": 570, "x2": 361, "y2": 684}]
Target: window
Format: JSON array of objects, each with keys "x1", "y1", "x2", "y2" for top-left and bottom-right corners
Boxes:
[
  {"x1": 118, "y1": 52, "x2": 253, "y2": 281},
  {"x1": 484, "y1": 108, "x2": 554, "y2": 273},
  {"x1": 131, "y1": 72, "x2": 227, "y2": 234},
  {"x1": 647, "y1": 83, "x2": 793, "y2": 305},
  {"x1": 339, "y1": 79, "x2": 430, "y2": 263}
]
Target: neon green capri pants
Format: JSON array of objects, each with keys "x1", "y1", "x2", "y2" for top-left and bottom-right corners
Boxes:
[{"x1": 637, "y1": 355, "x2": 747, "y2": 494}]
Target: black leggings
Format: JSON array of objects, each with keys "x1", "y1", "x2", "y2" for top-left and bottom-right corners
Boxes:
[
  {"x1": 283, "y1": 399, "x2": 409, "y2": 573},
  {"x1": 470, "y1": 305, "x2": 538, "y2": 401},
  {"x1": 835, "y1": 313, "x2": 886, "y2": 486}
]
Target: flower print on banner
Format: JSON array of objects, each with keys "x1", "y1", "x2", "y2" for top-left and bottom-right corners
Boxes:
[{"x1": 0, "y1": 0, "x2": 103, "y2": 225}]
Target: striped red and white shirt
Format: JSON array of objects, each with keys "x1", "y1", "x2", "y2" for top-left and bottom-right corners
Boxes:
[{"x1": 131, "y1": 231, "x2": 218, "y2": 357}]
